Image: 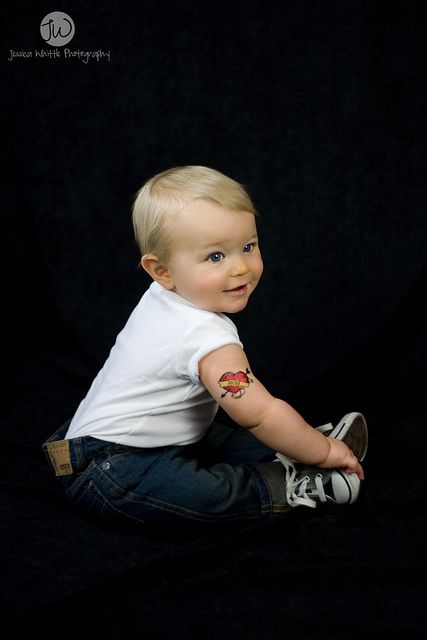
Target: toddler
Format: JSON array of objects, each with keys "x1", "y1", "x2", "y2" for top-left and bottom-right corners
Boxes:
[{"x1": 43, "y1": 166, "x2": 367, "y2": 527}]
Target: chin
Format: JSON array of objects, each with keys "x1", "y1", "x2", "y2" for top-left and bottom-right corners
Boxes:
[{"x1": 226, "y1": 300, "x2": 249, "y2": 314}]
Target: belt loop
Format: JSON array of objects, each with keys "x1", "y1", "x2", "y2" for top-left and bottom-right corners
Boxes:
[{"x1": 71, "y1": 437, "x2": 87, "y2": 472}]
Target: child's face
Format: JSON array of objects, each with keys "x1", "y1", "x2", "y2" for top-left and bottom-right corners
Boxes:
[{"x1": 165, "y1": 200, "x2": 263, "y2": 313}]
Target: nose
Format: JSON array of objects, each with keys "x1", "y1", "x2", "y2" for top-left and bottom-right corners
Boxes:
[{"x1": 229, "y1": 255, "x2": 250, "y2": 277}]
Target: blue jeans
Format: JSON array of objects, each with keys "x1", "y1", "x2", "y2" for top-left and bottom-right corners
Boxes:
[{"x1": 42, "y1": 420, "x2": 289, "y2": 528}]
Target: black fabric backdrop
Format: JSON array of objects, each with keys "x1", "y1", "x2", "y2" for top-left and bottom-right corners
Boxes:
[{"x1": 1, "y1": 0, "x2": 426, "y2": 637}]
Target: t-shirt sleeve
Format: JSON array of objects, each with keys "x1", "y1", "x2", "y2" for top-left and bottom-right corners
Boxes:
[{"x1": 178, "y1": 315, "x2": 243, "y2": 385}]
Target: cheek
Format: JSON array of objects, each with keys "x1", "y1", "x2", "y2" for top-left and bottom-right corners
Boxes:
[
  {"x1": 179, "y1": 265, "x2": 221, "y2": 292},
  {"x1": 201, "y1": 269, "x2": 224, "y2": 287},
  {"x1": 253, "y1": 255, "x2": 264, "y2": 279},
  {"x1": 195, "y1": 268, "x2": 226, "y2": 294}
]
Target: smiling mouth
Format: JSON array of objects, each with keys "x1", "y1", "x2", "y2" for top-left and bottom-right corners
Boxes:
[{"x1": 224, "y1": 284, "x2": 248, "y2": 295}]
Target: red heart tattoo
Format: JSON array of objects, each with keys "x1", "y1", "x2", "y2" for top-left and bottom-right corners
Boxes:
[{"x1": 218, "y1": 368, "x2": 253, "y2": 398}]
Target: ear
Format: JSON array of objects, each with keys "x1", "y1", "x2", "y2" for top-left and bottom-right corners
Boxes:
[{"x1": 140, "y1": 254, "x2": 174, "y2": 289}]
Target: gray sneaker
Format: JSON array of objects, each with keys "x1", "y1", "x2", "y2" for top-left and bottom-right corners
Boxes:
[
  {"x1": 275, "y1": 453, "x2": 361, "y2": 509},
  {"x1": 316, "y1": 412, "x2": 368, "y2": 461}
]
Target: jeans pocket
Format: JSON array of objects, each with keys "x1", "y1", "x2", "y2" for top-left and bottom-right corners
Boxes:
[
  {"x1": 86, "y1": 480, "x2": 117, "y2": 522},
  {"x1": 73, "y1": 476, "x2": 142, "y2": 526},
  {"x1": 67, "y1": 461, "x2": 147, "y2": 527}
]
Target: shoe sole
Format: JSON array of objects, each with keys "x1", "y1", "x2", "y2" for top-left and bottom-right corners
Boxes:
[{"x1": 327, "y1": 412, "x2": 368, "y2": 461}]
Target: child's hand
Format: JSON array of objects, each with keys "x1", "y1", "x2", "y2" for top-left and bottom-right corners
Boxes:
[{"x1": 318, "y1": 437, "x2": 365, "y2": 480}]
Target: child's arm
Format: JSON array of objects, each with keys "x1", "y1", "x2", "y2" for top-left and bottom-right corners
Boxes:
[{"x1": 199, "y1": 344, "x2": 364, "y2": 479}]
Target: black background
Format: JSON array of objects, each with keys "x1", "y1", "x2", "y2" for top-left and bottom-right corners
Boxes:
[{"x1": 1, "y1": 1, "x2": 427, "y2": 637}]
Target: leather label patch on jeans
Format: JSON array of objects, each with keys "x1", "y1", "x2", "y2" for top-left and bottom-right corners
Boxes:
[{"x1": 46, "y1": 440, "x2": 73, "y2": 476}]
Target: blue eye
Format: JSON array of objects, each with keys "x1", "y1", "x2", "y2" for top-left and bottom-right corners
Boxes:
[
  {"x1": 208, "y1": 252, "x2": 224, "y2": 263},
  {"x1": 243, "y1": 243, "x2": 255, "y2": 253}
]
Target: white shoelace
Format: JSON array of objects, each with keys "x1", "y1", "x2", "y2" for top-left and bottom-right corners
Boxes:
[{"x1": 275, "y1": 452, "x2": 326, "y2": 509}]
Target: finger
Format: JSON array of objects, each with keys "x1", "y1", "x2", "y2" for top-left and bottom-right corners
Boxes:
[
  {"x1": 353, "y1": 462, "x2": 364, "y2": 480},
  {"x1": 345, "y1": 461, "x2": 364, "y2": 480}
]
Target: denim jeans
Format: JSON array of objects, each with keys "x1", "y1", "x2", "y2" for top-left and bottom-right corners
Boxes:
[{"x1": 42, "y1": 420, "x2": 289, "y2": 528}]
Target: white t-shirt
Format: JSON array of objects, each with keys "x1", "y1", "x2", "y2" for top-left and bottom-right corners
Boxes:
[{"x1": 65, "y1": 282, "x2": 243, "y2": 447}]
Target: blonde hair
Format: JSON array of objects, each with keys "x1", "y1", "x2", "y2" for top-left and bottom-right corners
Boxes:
[{"x1": 132, "y1": 165, "x2": 257, "y2": 260}]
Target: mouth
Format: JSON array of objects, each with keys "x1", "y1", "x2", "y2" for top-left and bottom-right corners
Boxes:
[{"x1": 224, "y1": 284, "x2": 249, "y2": 296}]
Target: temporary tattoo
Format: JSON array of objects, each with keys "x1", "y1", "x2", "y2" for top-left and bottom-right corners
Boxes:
[{"x1": 218, "y1": 368, "x2": 253, "y2": 399}]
